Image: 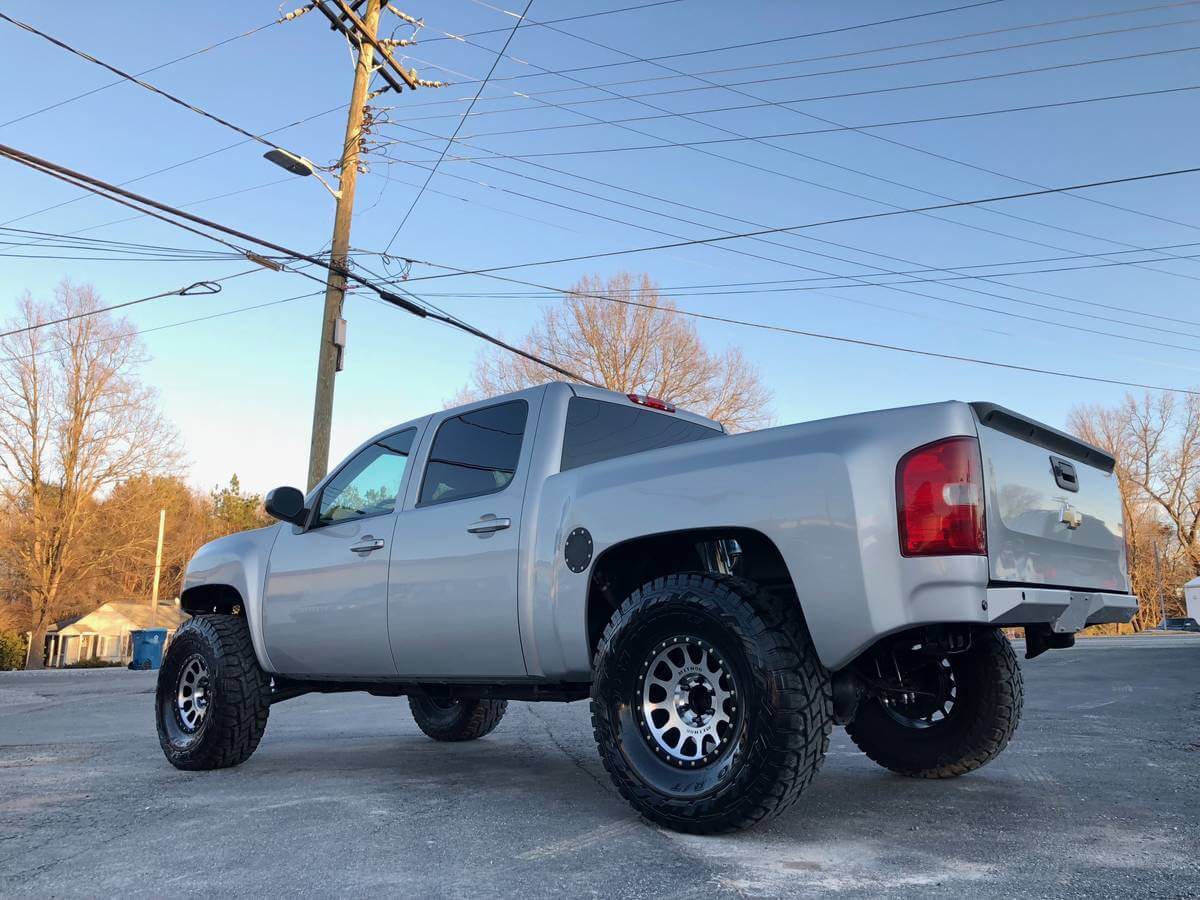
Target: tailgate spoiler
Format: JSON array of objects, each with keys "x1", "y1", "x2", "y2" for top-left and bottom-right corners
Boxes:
[{"x1": 970, "y1": 402, "x2": 1115, "y2": 474}]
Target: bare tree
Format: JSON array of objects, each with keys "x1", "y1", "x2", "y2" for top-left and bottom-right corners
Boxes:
[
  {"x1": 0, "y1": 282, "x2": 179, "y2": 668},
  {"x1": 1070, "y1": 393, "x2": 1198, "y2": 629},
  {"x1": 453, "y1": 273, "x2": 773, "y2": 432}
]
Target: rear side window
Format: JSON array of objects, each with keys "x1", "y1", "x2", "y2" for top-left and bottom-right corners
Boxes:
[
  {"x1": 561, "y1": 396, "x2": 721, "y2": 471},
  {"x1": 419, "y1": 400, "x2": 528, "y2": 506}
]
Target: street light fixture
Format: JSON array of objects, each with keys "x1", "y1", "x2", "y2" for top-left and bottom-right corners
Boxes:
[{"x1": 263, "y1": 148, "x2": 342, "y2": 200}]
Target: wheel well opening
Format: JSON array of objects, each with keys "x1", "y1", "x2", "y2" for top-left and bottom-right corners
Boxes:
[
  {"x1": 585, "y1": 528, "x2": 797, "y2": 661},
  {"x1": 180, "y1": 583, "x2": 244, "y2": 616}
]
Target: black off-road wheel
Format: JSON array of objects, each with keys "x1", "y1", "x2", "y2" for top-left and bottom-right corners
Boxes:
[
  {"x1": 591, "y1": 573, "x2": 833, "y2": 834},
  {"x1": 408, "y1": 696, "x2": 508, "y2": 741},
  {"x1": 156, "y1": 615, "x2": 271, "y2": 771},
  {"x1": 846, "y1": 627, "x2": 1023, "y2": 778}
]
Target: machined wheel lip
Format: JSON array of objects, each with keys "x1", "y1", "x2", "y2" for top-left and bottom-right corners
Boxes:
[
  {"x1": 174, "y1": 653, "x2": 211, "y2": 735},
  {"x1": 635, "y1": 635, "x2": 740, "y2": 769}
]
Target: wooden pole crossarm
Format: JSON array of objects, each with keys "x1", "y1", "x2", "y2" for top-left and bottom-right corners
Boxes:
[
  {"x1": 332, "y1": 0, "x2": 419, "y2": 89},
  {"x1": 312, "y1": 1, "x2": 408, "y2": 96}
]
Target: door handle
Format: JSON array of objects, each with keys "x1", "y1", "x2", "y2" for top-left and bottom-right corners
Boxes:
[
  {"x1": 350, "y1": 536, "x2": 385, "y2": 554},
  {"x1": 467, "y1": 517, "x2": 511, "y2": 534}
]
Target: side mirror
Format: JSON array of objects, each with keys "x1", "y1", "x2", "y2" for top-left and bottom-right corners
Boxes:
[{"x1": 264, "y1": 486, "x2": 307, "y2": 526}]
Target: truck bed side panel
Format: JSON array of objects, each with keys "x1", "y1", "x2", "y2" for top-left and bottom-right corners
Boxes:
[{"x1": 526, "y1": 401, "x2": 989, "y2": 676}]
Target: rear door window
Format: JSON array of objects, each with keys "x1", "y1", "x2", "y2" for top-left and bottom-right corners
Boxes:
[
  {"x1": 561, "y1": 396, "x2": 721, "y2": 471},
  {"x1": 418, "y1": 400, "x2": 528, "y2": 506}
]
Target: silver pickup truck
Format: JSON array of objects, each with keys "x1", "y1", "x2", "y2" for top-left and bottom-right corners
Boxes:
[{"x1": 156, "y1": 382, "x2": 1136, "y2": 833}]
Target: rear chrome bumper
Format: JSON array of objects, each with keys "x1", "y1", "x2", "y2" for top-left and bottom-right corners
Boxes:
[{"x1": 987, "y1": 586, "x2": 1138, "y2": 633}]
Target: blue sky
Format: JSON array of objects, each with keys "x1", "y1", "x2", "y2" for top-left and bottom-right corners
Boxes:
[{"x1": 2, "y1": 0, "x2": 1198, "y2": 493}]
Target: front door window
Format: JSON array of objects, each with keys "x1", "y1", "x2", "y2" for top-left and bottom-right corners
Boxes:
[{"x1": 315, "y1": 429, "x2": 415, "y2": 527}]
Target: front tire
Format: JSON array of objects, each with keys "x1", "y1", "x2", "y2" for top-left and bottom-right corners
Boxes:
[
  {"x1": 591, "y1": 573, "x2": 832, "y2": 834},
  {"x1": 408, "y1": 696, "x2": 508, "y2": 741},
  {"x1": 846, "y1": 627, "x2": 1023, "y2": 778},
  {"x1": 156, "y1": 615, "x2": 270, "y2": 770}
]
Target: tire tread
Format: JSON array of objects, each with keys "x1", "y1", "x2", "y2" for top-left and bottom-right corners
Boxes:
[
  {"x1": 845, "y1": 627, "x2": 1023, "y2": 778},
  {"x1": 156, "y1": 614, "x2": 270, "y2": 771},
  {"x1": 590, "y1": 572, "x2": 832, "y2": 833}
]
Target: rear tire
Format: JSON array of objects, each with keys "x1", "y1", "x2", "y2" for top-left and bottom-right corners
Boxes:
[
  {"x1": 408, "y1": 696, "x2": 508, "y2": 741},
  {"x1": 590, "y1": 573, "x2": 832, "y2": 834},
  {"x1": 156, "y1": 615, "x2": 271, "y2": 771},
  {"x1": 846, "y1": 627, "x2": 1022, "y2": 778}
]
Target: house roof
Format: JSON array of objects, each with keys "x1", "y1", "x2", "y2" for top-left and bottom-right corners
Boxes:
[
  {"x1": 104, "y1": 602, "x2": 188, "y2": 630},
  {"x1": 50, "y1": 601, "x2": 188, "y2": 633}
]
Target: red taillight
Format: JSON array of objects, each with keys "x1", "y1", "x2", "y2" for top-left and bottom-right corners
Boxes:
[
  {"x1": 896, "y1": 436, "x2": 986, "y2": 557},
  {"x1": 628, "y1": 393, "x2": 675, "y2": 413}
]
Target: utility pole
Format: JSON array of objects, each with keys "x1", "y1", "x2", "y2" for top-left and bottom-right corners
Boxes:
[
  {"x1": 150, "y1": 509, "x2": 166, "y2": 628},
  {"x1": 306, "y1": 0, "x2": 383, "y2": 491}
]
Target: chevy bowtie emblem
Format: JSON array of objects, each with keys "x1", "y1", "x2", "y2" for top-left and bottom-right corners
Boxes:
[{"x1": 1060, "y1": 506, "x2": 1083, "y2": 530}]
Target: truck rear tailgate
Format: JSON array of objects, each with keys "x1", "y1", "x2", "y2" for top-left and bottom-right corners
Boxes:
[{"x1": 972, "y1": 403, "x2": 1129, "y2": 594}]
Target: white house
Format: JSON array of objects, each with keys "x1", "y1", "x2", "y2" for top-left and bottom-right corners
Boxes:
[
  {"x1": 43, "y1": 601, "x2": 188, "y2": 667},
  {"x1": 1186, "y1": 577, "x2": 1200, "y2": 622}
]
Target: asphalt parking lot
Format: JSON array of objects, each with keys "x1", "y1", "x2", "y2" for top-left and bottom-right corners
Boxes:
[{"x1": 1, "y1": 635, "x2": 1197, "y2": 899}]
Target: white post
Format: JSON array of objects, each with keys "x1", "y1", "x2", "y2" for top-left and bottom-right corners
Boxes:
[{"x1": 150, "y1": 508, "x2": 166, "y2": 629}]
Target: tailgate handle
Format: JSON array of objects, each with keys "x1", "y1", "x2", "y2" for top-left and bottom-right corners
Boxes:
[{"x1": 1050, "y1": 457, "x2": 1079, "y2": 492}]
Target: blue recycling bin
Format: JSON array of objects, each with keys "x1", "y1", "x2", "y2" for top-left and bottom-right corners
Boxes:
[{"x1": 128, "y1": 628, "x2": 168, "y2": 671}]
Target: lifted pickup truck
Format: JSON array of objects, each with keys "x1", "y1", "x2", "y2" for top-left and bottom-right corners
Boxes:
[{"x1": 157, "y1": 382, "x2": 1136, "y2": 832}]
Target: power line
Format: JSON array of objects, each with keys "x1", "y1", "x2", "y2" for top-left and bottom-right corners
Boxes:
[
  {"x1": 436, "y1": 0, "x2": 1005, "y2": 56},
  {"x1": 0, "y1": 12, "x2": 300, "y2": 153},
  {"x1": 441, "y1": 29, "x2": 1200, "y2": 141},
  {"x1": 415, "y1": 0, "x2": 1023, "y2": 93},
  {"x1": 410, "y1": 263, "x2": 1200, "y2": 396},
  {"x1": 382, "y1": 83, "x2": 1200, "y2": 164},
  {"x1": 0, "y1": 276, "x2": 242, "y2": 339},
  {"x1": 378, "y1": 176, "x2": 1200, "y2": 356},
  {"x1": 377, "y1": 104, "x2": 1200, "y2": 303},
  {"x1": 378, "y1": 244, "x2": 1200, "y2": 326},
  {"x1": 368, "y1": 122, "x2": 1200, "y2": 353},
  {"x1": 1, "y1": 104, "x2": 344, "y2": 230},
  {"x1": 391, "y1": 165, "x2": 1200, "y2": 281},
  {"x1": 0, "y1": 224, "x2": 251, "y2": 257},
  {"x1": 492, "y1": 10, "x2": 1200, "y2": 303},
  {"x1": 353, "y1": 0, "x2": 1199, "y2": 119},
  {"x1": 421, "y1": 0, "x2": 690, "y2": 44},
  {"x1": 0, "y1": 177, "x2": 296, "y2": 258},
  {"x1": 387, "y1": 50, "x2": 1200, "y2": 158},
  {"x1": 0, "y1": 142, "x2": 599, "y2": 387},
  {"x1": 471, "y1": 0, "x2": 1200, "y2": 89},
  {"x1": 370, "y1": 124, "x2": 1200, "y2": 348},
  {"x1": 0, "y1": 13, "x2": 285, "y2": 130},
  {"x1": 411, "y1": 13, "x2": 1200, "y2": 305},
  {"x1": 381, "y1": 0, "x2": 534, "y2": 252},
  {"x1": 373, "y1": 145, "x2": 1200, "y2": 344},
  {"x1": 0, "y1": 287, "x2": 328, "y2": 366},
  {"x1": 372, "y1": 105, "x2": 1200, "y2": 347},
  {"x1": 5, "y1": 144, "x2": 1194, "y2": 394}
]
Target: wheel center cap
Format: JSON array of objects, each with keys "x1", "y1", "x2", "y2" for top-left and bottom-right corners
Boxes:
[{"x1": 676, "y1": 673, "x2": 716, "y2": 726}]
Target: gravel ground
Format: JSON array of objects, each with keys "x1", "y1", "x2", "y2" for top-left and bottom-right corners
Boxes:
[{"x1": 1, "y1": 634, "x2": 1197, "y2": 899}]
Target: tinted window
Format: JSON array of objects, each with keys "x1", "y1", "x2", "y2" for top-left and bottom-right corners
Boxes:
[
  {"x1": 419, "y1": 400, "x2": 528, "y2": 506},
  {"x1": 560, "y1": 397, "x2": 721, "y2": 471},
  {"x1": 315, "y1": 428, "x2": 416, "y2": 527}
]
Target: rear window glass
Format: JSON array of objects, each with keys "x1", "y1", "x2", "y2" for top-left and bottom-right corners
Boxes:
[
  {"x1": 561, "y1": 396, "x2": 720, "y2": 471},
  {"x1": 419, "y1": 400, "x2": 528, "y2": 506}
]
